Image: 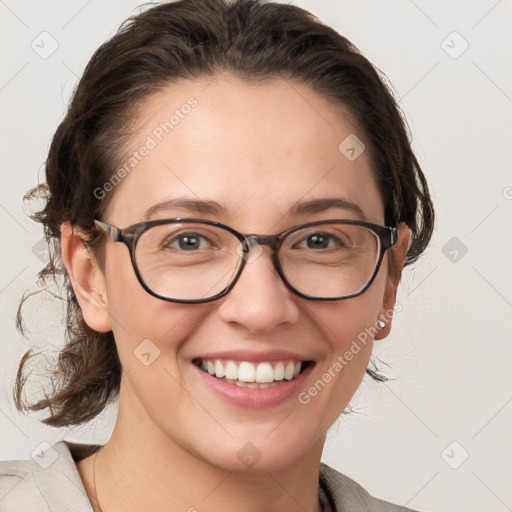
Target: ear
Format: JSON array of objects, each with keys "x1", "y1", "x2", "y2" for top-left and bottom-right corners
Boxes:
[
  {"x1": 374, "y1": 223, "x2": 412, "y2": 340},
  {"x1": 59, "y1": 222, "x2": 112, "y2": 333}
]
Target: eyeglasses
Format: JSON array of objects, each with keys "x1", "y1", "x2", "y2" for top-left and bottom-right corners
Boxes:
[{"x1": 93, "y1": 218, "x2": 398, "y2": 304}]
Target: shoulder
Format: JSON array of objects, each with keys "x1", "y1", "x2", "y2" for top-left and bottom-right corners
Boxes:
[
  {"x1": 0, "y1": 440, "x2": 99, "y2": 512},
  {"x1": 319, "y1": 462, "x2": 421, "y2": 512},
  {"x1": 0, "y1": 456, "x2": 40, "y2": 511}
]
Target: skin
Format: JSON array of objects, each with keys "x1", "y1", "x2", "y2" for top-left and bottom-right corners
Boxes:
[{"x1": 61, "y1": 74, "x2": 411, "y2": 512}]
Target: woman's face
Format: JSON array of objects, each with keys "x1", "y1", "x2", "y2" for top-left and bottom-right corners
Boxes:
[{"x1": 79, "y1": 74, "x2": 408, "y2": 471}]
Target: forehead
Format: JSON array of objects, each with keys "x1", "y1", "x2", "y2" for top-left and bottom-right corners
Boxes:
[{"x1": 106, "y1": 74, "x2": 384, "y2": 229}]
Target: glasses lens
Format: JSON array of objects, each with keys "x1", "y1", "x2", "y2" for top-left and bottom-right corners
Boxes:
[
  {"x1": 279, "y1": 223, "x2": 381, "y2": 298},
  {"x1": 135, "y1": 222, "x2": 242, "y2": 301}
]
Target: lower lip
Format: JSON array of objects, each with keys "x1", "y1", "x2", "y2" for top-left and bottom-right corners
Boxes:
[{"x1": 194, "y1": 363, "x2": 314, "y2": 408}]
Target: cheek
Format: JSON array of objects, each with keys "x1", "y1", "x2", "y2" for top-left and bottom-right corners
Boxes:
[
  {"x1": 106, "y1": 287, "x2": 199, "y2": 366},
  {"x1": 102, "y1": 247, "x2": 201, "y2": 366},
  {"x1": 104, "y1": 270, "x2": 211, "y2": 420},
  {"x1": 102, "y1": 265, "x2": 222, "y2": 448},
  {"x1": 310, "y1": 272, "x2": 385, "y2": 352},
  {"x1": 299, "y1": 272, "x2": 387, "y2": 416}
]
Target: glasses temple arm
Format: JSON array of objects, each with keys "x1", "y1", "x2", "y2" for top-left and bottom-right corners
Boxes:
[{"x1": 93, "y1": 219, "x2": 122, "y2": 241}]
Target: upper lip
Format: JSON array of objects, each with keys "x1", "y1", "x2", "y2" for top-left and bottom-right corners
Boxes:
[{"x1": 192, "y1": 349, "x2": 313, "y2": 363}]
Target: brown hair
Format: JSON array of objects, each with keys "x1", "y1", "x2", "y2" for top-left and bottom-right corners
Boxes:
[{"x1": 14, "y1": 0, "x2": 434, "y2": 427}]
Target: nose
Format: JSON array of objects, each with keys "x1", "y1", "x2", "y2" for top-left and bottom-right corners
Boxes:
[{"x1": 216, "y1": 245, "x2": 300, "y2": 333}]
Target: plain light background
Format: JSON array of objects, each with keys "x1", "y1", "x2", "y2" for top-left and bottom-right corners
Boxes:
[{"x1": 1, "y1": 1, "x2": 511, "y2": 511}]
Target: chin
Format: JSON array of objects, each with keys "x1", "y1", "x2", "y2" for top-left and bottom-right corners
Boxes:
[{"x1": 186, "y1": 428, "x2": 320, "y2": 474}]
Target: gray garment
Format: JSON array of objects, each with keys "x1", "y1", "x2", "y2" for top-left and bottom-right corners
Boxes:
[{"x1": 0, "y1": 440, "x2": 419, "y2": 511}]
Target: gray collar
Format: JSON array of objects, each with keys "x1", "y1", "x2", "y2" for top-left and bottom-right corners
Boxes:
[{"x1": 32, "y1": 440, "x2": 99, "y2": 511}]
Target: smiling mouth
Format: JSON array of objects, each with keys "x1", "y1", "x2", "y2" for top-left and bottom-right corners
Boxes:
[{"x1": 193, "y1": 358, "x2": 314, "y2": 389}]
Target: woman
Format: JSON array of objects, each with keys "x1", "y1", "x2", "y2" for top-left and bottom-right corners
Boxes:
[{"x1": 2, "y1": 0, "x2": 434, "y2": 510}]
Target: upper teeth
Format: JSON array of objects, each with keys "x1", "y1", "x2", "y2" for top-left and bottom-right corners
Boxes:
[{"x1": 199, "y1": 359, "x2": 302, "y2": 383}]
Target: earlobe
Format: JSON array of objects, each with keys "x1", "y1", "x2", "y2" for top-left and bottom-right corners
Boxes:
[
  {"x1": 59, "y1": 222, "x2": 112, "y2": 333},
  {"x1": 375, "y1": 223, "x2": 412, "y2": 340}
]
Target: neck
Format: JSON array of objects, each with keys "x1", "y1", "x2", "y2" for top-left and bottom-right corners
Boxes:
[{"x1": 83, "y1": 382, "x2": 325, "y2": 512}]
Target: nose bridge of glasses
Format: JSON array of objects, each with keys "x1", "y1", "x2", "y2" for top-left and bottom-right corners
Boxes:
[{"x1": 243, "y1": 234, "x2": 280, "y2": 253}]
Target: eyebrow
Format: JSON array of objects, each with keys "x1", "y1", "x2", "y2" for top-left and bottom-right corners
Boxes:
[
  {"x1": 144, "y1": 198, "x2": 228, "y2": 219},
  {"x1": 143, "y1": 196, "x2": 366, "y2": 220},
  {"x1": 289, "y1": 197, "x2": 366, "y2": 220}
]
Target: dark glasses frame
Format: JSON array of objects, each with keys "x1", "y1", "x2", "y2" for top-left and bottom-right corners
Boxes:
[{"x1": 94, "y1": 218, "x2": 398, "y2": 304}]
